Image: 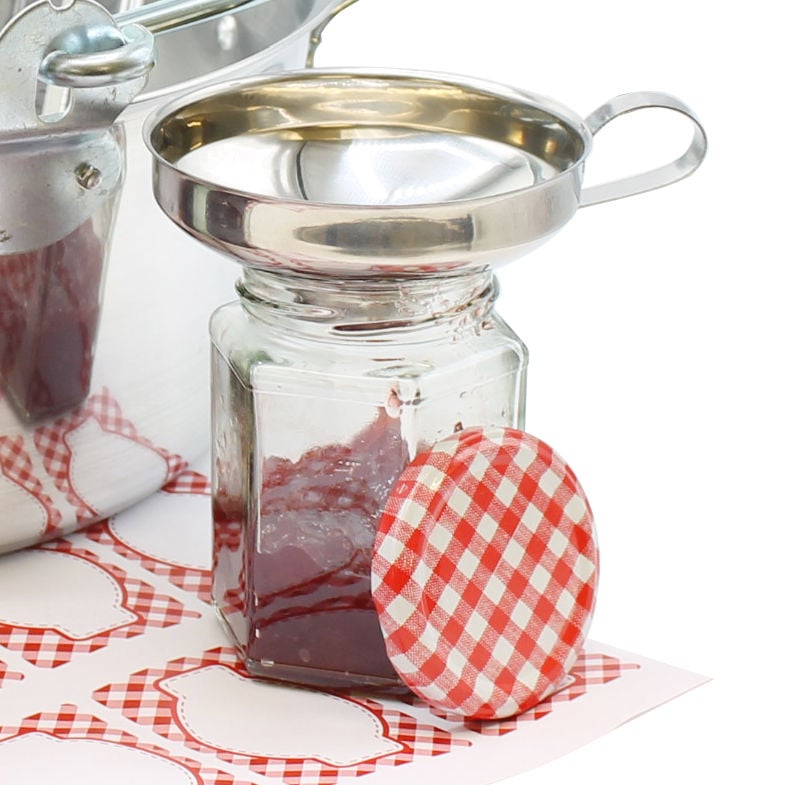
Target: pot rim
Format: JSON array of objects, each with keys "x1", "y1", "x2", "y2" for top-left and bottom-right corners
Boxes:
[{"x1": 129, "y1": 0, "x2": 353, "y2": 106}]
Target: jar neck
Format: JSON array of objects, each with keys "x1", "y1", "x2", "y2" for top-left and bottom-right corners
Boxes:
[{"x1": 237, "y1": 268, "x2": 498, "y2": 339}]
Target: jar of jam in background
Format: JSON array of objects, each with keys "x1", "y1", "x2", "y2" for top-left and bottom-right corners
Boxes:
[{"x1": 211, "y1": 266, "x2": 528, "y2": 690}]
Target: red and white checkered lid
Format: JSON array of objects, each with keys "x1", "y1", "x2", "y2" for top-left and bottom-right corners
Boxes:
[{"x1": 371, "y1": 427, "x2": 598, "y2": 720}]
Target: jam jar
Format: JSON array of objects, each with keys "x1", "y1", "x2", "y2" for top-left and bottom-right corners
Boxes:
[
  {"x1": 145, "y1": 71, "x2": 704, "y2": 701},
  {"x1": 211, "y1": 266, "x2": 528, "y2": 690}
]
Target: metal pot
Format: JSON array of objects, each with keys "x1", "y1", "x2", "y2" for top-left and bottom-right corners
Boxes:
[{"x1": 0, "y1": 0, "x2": 354, "y2": 552}]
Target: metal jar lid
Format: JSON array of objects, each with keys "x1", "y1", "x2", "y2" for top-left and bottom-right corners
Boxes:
[{"x1": 371, "y1": 427, "x2": 598, "y2": 720}]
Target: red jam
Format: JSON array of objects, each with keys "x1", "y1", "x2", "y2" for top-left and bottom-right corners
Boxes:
[
  {"x1": 214, "y1": 408, "x2": 409, "y2": 688},
  {"x1": 0, "y1": 221, "x2": 105, "y2": 422}
]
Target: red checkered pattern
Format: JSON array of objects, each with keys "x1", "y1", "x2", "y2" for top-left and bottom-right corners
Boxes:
[
  {"x1": 85, "y1": 518, "x2": 212, "y2": 603},
  {"x1": 372, "y1": 427, "x2": 598, "y2": 720},
  {"x1": 214, "y1": 516, "x2": 243, "y2": 554},
  {"x1": 0, "y1": 435, "x2": 63, "y2": 536},
  {"x1": 0, "y1": 540, "x2": 200, "y2": 668},
  {"x1": 410, "y1": 651, "x2": 641, "y2": 735},
  {"x1": 33, "y1": 387, "x2": 188, "y2": 523},
  {"x1": 0, "y1": 704, "x2": 255, "y2": 785},
  {"x1": 218, "y1": 584, "x2": 246, "y2": 618},
  {"x1": 93, "y1": 646, "x2": 467, "y2": 785},
  {"x1": 162, "y1": 470, "x2": 211, "y2": 496},
  {"x1": 213, "y1": 515, "x2": 246, "y2": 616},
  {"x1": 0, "y1": 659, "x2": 25, "y2": 688}
]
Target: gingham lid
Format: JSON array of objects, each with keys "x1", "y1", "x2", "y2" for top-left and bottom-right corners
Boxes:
[{"x1": 371, "y1": 427, "x2": 598, "y2": 720}]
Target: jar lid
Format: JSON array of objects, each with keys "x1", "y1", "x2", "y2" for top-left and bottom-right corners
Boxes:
[{"x1": 371, "y1": 427, "x2": 598, "y2": 720}]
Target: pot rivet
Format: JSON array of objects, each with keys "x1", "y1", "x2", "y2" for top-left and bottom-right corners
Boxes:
[{"x1": 75, "y1": 162, "x2": 102, "y2": 190}]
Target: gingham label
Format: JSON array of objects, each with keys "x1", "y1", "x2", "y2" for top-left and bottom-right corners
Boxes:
[
  {"x1": 0, "y1": 540, "x2": 201, "y2": 668},
  {"x1": 33, "y1": 387, "x2": 188, "y2": 524},
  {"x1": 0, "y1": 435, "x2": 62, "y2": 537},
  {"x1": 85, "y1": 519, "x2": 213, "y2": 604},
  {"x1": 92, "y1": 646, "x2": 467, "y2": 785},
  {"x1": 0, "y1": 659, "x2": 25, "y2": 688},
  {"x1": 0, "y1": 704, "x2": 254, "y2": 785},
  {"x1": 372, "y1": 427, "x2": 598, "y2": 720},
  {"x1": 84, "y1": 473, "x2": 214, "y2": 603}
]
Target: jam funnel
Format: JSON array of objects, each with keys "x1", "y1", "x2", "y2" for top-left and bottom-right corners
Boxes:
[{"x1": 145, "y1": 69, "x2": 706, "y2": 275}]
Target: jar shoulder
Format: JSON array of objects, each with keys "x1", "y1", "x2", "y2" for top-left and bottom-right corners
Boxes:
[{"x1": 211, "y1": 303, "x2": 527, "y2": 378}]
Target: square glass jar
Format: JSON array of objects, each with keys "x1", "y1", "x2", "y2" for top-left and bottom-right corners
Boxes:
[{"x1": 211, "y1": 268, "x2": 527, "y2": 689}]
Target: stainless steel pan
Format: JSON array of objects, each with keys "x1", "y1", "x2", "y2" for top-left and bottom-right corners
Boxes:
[{"x1": 0, "y1": 0, "x2": 354, "y2": 552}]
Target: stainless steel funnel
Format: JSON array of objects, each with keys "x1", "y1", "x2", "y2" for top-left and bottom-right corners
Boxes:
[{"x1": 146, "y1": 70, "x2": 706, "y2": 275}]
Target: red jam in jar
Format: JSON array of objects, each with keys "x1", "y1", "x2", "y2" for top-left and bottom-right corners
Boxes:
[{"x1": 250, "y1": 409, "x2": 406, "y2": 684}]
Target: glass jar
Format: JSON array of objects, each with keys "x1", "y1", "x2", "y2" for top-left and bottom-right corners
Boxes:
[{"x1": 211, "y1": 266, "x2": 528, "y2": 690}]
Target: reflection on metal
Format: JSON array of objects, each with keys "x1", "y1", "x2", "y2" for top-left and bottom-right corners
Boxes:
[
  {"x1": 145, "y1": 70, "x2": 707, "y2": 275},
  {"x1": 2, "y1": 0, "x2": 355, "y2": 91}
]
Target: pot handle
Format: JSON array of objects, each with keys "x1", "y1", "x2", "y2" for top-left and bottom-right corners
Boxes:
[
  {"x1": 306, "y1": 0, "x2": 359, "y2": 67},
  {"x1": 39, "y1": 23, "x2": 155, "y2": 88},
  {"x1": 579, "y1": 91, "x2": 707, "y2": 207}
]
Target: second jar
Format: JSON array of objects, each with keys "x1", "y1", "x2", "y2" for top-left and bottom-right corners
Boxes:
[{"x1": 211, "y1": 266, "x2": 528, "y2": 690}]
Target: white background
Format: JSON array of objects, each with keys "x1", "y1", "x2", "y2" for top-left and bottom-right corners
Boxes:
[{"x1": 317, "y1": 1, "x2": 786, "y2": 782}]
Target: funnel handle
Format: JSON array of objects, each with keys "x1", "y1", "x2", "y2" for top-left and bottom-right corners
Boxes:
[{"x1": 579, "y1": 91, "x2": 707, "y2": 207}]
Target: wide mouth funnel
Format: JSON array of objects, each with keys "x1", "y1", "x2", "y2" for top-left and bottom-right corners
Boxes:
[{"x1": 146, "y1": 70, "x2": 705, "y2": 275}]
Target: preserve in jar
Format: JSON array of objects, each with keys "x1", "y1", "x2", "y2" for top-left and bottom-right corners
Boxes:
[{"x1": 210, "y1": 267, "x2": 527, "y2": 689}]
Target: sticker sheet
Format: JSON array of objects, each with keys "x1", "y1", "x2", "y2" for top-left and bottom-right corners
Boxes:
[{"x1": 0, "y1": 465, "x2": 708, "y2": 784}]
